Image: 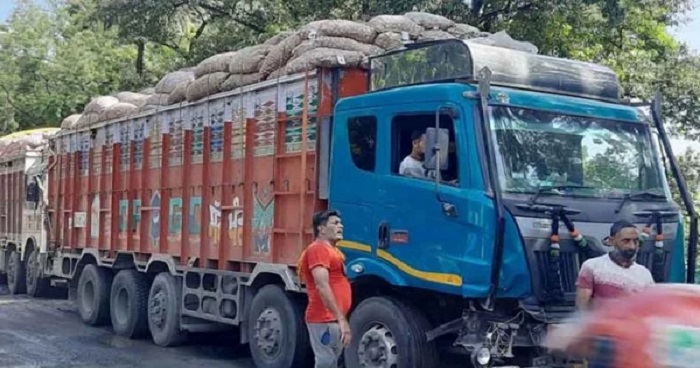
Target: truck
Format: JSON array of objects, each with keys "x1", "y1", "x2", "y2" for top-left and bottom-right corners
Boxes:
[
  {"x1": 0, "y1": 128, "x2": 60, "y2": 296},
  {"x1": 0, "y1": 39, "x2": 696, "y2": 368}
]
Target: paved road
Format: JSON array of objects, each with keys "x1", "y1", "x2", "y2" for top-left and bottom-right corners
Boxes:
[{"x1": 0, "y1": 291, "x2": 253, "y2": 368}]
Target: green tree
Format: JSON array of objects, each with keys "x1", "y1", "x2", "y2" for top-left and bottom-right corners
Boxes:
[{"x1": 0, "y1": 0, "x2": 179, "y2": 132}]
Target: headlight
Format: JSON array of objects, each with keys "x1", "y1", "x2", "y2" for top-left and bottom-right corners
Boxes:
[{"x1": 471, "y1": 344, "x2": 492, "y2": 367}]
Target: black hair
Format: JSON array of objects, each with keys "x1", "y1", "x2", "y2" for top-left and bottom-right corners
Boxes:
[
  {"x1": 610, "y1": 219, "x2": 636, "y2": 237},
  {"x1": 312, "y1": 210, "x2": 341, "y2": 238},
  {"x1": 411, "y1": 130, "x2": 423, "y2": 143}
]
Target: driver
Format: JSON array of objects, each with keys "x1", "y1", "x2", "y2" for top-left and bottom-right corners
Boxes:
[{"x1": 399, "y1": 131, "x2": 432, "y2": 179}]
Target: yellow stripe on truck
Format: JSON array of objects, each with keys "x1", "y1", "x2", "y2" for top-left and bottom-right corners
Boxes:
[{"x1": 337, "y1": 240, "x2": 463, "y2": 287}]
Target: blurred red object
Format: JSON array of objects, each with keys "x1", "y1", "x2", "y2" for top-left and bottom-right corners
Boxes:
[{"x1": 544, "y1": 284, "x2": 700, "y2": 368}]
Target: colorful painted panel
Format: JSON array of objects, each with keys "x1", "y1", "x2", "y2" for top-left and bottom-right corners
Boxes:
[
  {"x1": 132, "y1": 119, "x2": 144, "y2": 168},
  {"x1": 119, "y1": 199, "x2": 129, "y2": 232},
  {"x1": 210, "y1": 103, "x2": 225, "y2": 161},
  {"x1": 168, "y1": 197, "x2": 183, "y2": 235},
  {"x1": 284, "y1": 84, "x2": 318, "y2": 153},
  {"x1": 191, "y1": 106, "x2": 205, "y2": 161},
  {"x1": 253, "y1": 93, "x2": 276, "y2": 157},
  {"x1": 231, "y1": 102, "x2": 247, "y2": 159},
  {"x1": 132, "y1": 199, "x2": 142, "y2": 231},
  {"x1": 189, "y1": 196, "x2": 202, "y2": 235},
  {"x1": 79, "y1": 132, "x2": 90, "y2": 175},
  {"x1": 104, "y1": 126, "x2": 113, "y2": 173},
  {"x1": 148, "y1": 191, "x2": 161, "y2": 249},
  {"x1": 119, "y1": 123, "x2": 130, "y2": 170},
  {"x1": 169, "y1": 115, "x2": 183, "y2": 167},
  {"x1": 252, "y1": 185, "x2": 274, "y2": 255},
  {"x1": 93, "y1": 129, "x2": 104, "y2": 175},
  {"x1": 229, "y1": 196, "x2": 244, "y2": 247},
  {"x1": 149, "y1": 117, "x2": 162, "y2": 169}
]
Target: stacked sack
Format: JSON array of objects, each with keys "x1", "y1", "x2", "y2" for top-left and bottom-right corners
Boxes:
[
  {"x1": 63, "y1": 91, "x2": 151, "y2": 129},
  {"x1": 59, "y1": 11, "x2": 538, "y2": 130},
  {"x1": 0, "y1": 128, "x2": 59, "y2": 157}
]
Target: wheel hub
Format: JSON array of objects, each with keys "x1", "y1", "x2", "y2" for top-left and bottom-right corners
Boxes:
[
  {"x1": 149, "y1": 289, "x2": 167, "y2": 328},
  {"x1": 358, "y1": 324, "x2": 399, "y2": 368},
  {"x1": 254, "y1": 307, "x2": 282, "y2": 358}
]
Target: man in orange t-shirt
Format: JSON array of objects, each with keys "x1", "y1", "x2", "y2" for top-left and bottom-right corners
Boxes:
[{"x1": 298, "y1": 210, "x2": 352, "y2": 368}]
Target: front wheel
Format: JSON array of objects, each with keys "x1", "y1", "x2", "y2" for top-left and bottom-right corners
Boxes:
[{"x1": 344, "y1": 296, "x2": 439, "y2": 368}]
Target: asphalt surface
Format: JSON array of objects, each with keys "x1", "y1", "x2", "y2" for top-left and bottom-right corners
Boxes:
[{"x1": 0, "y1": 288, "x2": 253, "y2": 368}]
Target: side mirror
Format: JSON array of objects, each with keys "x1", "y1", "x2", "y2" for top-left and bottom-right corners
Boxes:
[{"x1": 424, "y1": 127, "x2": 450, "y2": 171}]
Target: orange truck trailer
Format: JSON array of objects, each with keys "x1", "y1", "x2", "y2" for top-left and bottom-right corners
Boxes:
[{"x1": 0, "y1": 39, "x2": 697, "y2": 368}]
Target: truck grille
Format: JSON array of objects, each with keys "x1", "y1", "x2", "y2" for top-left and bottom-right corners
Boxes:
[
  {"x1": 534, "y1": 249, "x2": 670, "y2": 296},
  {"x1": 534, "y1": 250, "x2": 580, "y2": 293}
]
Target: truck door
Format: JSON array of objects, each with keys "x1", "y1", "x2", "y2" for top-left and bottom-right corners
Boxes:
[
  {"x1": 373, "y1": 103, "x2": 478, "y2": 294},
  {"x1": 328, "y1": 109, "x2": 382, "y2": 262},
  {"x1": 330, "y1": 102, "x2": 487, "y2": 296}
]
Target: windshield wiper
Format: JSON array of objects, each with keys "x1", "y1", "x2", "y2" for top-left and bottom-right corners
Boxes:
[
  {"x1": 627, "y1": 190, "x2": 666, "y2": 200},
  {"x1": 614, "y1": 190, "x2": 667, "y2": 213},
  {"x1": 528, "y1": 185, "x2": 596, "y2": 205}
]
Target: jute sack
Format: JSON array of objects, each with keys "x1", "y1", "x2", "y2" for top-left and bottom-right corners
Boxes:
[
  {"x1": 404, "y1": 12, "x2": 455, "y2": 30},
  {"x1": 155, "y1": 69, "x2": 195, "y2": 94},
  {"x1": 185, "y1": 72, "x2": 229, "y2": 102},
  {"x1": 368, "y1": 15, "x2": 423, "y2": 39},
  {"x1": 61, "y1": 114, "x2": 81, "y2": 129},
  {"x1": 228, "y1": 44, "x2": 271, "y2": 74},
  {"x1": 97, "y1": 102, "x2": 139, "y2": 122},
  {"x1": 221, "y1": 73, "x2": 262, "y2": 92}
]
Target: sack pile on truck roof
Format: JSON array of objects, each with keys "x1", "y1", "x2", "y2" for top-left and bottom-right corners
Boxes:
[
  {"x1": 0, "y1": 128, "x2": 60, "y2": 158},
  {"x1": 59, "y1": 11, "x2": 538, "y2": 131}
]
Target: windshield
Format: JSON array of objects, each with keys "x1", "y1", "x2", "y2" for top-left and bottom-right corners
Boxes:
[{"x1": 489, "y1": 106, "x2": 666, "y2": 199}]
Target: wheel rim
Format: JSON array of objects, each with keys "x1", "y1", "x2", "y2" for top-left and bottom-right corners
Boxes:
[
  {"x1": 115, "y1": 287, "x2": 129, "y2": 325},
  {"x1": 254, "y1": 307, "x2": 283, "y2": 360},
  {"x1": 149, "y1": 287, "x2": 167, "y2": 330},
  {"x1": 358, "y1": 324, "x2": 399, "y2": 368},
  {"x1": 81, "y1": 280, "x2": 95, "y2": 314}
]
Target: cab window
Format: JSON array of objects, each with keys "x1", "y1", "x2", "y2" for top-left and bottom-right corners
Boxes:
[
  {"x1": 391, "y1": 112, "x2": 458, "y2": 183},
  {"x1": 347, "y1": 116, "x2": 377, "y2": 172}
]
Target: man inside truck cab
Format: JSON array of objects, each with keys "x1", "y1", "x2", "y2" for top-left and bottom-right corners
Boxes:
[
  {"x1": 575, "y1": 220, "x2": 655, "y2": 311},
  {"x1": 297, "y1": 210, "x2": 352, "y2": 368},
  {"x1": 399, "y1": 130, "x2": 433, "y2": 179}
]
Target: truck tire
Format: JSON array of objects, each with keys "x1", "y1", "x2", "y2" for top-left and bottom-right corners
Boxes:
[
  {"x1": 26, "y1": 249, "x2": 50, "y2": 298},
  {"x1": 77, "y1": 264, "x2": 113, "y2": 326},
  {"x1": 345, "y1": 296, "x2": 439, "y2": 368},
  {"x1": 248, "y1": 284, "x2": 312, "y2": 368},
  {"x1": 148, "y1": 272, "x2": 187, "y2": 347},
  {"x1": 110, "y1": 269, "x2": 150, "y2": 339},
  {"x1": 7, "y1": 250, "x2": 26, "y2": 295}
]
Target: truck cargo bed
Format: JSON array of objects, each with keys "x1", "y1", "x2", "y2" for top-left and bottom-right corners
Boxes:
[{"x1": 48, "y1": 68, "x2": 367, "y2": 271}]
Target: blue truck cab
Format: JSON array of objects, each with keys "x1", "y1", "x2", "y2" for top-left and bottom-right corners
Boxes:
[{"x1": 327, "y1": 40, "x2": 697, "y2": 367}]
